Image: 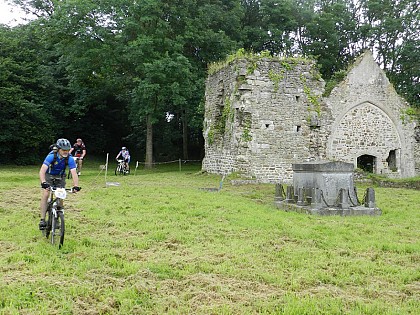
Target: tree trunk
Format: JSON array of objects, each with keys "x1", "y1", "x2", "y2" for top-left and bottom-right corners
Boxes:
[
  {"x1": 182, "y1": 109, "x2": 189, "y2": 160},
  {"x1": 145, "y1": 114, "x2": 153, "y2": 169}
]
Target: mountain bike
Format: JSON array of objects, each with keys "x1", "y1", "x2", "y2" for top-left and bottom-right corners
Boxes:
[
  {"x1": 68, "y1": 157, "x2": 81, "y2": 179},
  {"x1": 115, "y1": 159, "x2": 130, "y2": 175},
  {"x1": 42, "y1": 186, "x2": 74, "y2": 249}
]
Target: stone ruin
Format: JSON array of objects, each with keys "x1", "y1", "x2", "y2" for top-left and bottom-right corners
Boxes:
[
  {"x1": 274, "y1": 161, "x2": 381, "y2": 216},
  {"x1": 202, "y1": 50, "x2": 419, "y2": 183}
]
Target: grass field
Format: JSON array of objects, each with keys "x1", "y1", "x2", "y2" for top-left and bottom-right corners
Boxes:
[{"x1": 0, "y1": 159, "x2": 419, "y2": 314}]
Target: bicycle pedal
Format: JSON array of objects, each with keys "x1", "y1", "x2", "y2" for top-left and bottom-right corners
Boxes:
[{"x1": 39, "y1": 220, "x2": 47, "y2": 230}]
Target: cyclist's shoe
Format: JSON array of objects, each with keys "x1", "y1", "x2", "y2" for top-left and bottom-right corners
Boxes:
[
  {"x1": 78, "y1": 172, "x2": 81, "y2": 176},
  {"x1": 39, "y1": 219, "x2": 47, "y2": 230}
]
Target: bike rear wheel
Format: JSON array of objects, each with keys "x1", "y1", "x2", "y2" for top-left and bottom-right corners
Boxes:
[{"x1": 51, "y1": 211, "x2": 65, "y2": 248}]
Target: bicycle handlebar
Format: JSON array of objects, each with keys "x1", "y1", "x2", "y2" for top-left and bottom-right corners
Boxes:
[{"x1": 48, "y1": 187, "x2": 78, "y2": 193}]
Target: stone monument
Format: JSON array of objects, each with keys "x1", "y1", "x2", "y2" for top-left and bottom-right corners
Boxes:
[{"x1": 275, "y1": 161, "x2": 381, "y2": 216}]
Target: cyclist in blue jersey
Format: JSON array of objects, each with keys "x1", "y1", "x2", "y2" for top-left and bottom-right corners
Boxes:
[
  {"x1": 38, "y1": 138, "x2": 81, "y2": 230},
  {"x1": 116, "y1": 146, "x2": 131, "y2": 172}
]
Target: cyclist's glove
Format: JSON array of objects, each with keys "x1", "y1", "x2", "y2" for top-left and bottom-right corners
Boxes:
[
  {"x1": 72, "y1": 186, "x2": 81, "y2": 192},
  {"x1": 41, "y1": 182, "x2": 50, "y2": 189}
]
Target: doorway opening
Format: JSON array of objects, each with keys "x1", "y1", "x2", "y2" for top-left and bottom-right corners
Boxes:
[
  {"x1": 386, "y1": 150, "x2": 397, "y2": 171},
  {"x1": 357, "y1": 155, "x2": 376, "y2": 173}
]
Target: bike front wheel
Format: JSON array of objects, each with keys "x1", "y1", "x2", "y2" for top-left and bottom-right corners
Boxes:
[
  {"x1": 44, "y1": 207, "x2": 52, "y2": 238},
  {"x1": 51, "y1": 211, "x2": 65, "y2": 249}
]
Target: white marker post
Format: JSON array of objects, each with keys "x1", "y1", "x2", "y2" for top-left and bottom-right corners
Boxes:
[{"x1": 105, "y1": 153, "x2": 109, "y2": 186}]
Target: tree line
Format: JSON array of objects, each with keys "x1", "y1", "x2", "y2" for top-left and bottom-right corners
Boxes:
[{"x1": 1, "y1": 0, "x2": 418, "y2": 165}]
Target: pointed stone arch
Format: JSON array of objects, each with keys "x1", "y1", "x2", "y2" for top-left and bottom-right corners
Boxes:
[{"x1": 327, "y1": 101, "x2": 401, "y2": 175}]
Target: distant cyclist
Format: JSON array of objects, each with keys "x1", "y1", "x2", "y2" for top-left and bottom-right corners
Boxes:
[
  {"x1": 39, "y1": 138, "x2": 80, "y2": 230},
  {"x1": 116, "y1": 146, "x2": 131, "y2": 172},
  {"x1": 69, "y1": 138, "x2": 86, "y2": 175}
]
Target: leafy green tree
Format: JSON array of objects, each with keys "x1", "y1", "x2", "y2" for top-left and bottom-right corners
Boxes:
[
  {"x1": 301, "y1": 0, "x2": 360, "y2": 78},
  {"x1": 358, "y1": 0, "x2": 419, "y2": 107},
  {"x1": 175, "y1": 1, "x2": 242, "y2": 159},
  {"x1": 5, "y1": 0, "x2": 418, "y2": 167},
  {"x1": 239, "y1": 0, "x2": 300, "y2": 54},
  {"x1": 359, "y1": 0, "x2": 419, "y2": 70},
  {"x1": 50, "y1": 1, "x2": 131, "y2": 153},
  {"x1": 11, "y1": 0, "x2": 134, "y2": 155},
  {"x1": 129, "y1": 53, "x2": 195, "y2": 167},
  {"x1": 388, "y1": 39, "x2": 420, "y2": 108},
  {"x1": 0, "y1": 25, "x2": 56, "y2": 164},
  {"x1": 112, "y1": 0, "x2": 242, "y2": 166}
]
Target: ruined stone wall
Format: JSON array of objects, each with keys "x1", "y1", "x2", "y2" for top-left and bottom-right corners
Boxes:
[
  {"x1": 202, "y1": 51, "x2": 419, "y2": 181},
  {"x1": 325, "y1": 51, "x2": 417, "y2": 178},
  {"x1": 202, "y1": 57, "x2": 327, "y2": 183}
]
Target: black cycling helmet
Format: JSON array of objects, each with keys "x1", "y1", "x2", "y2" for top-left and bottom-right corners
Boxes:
[{"x1": 56, "y1": 138, "x2": 71, "y2": 150}]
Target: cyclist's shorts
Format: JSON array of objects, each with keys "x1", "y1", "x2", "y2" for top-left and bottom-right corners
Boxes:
[{"x1": 46, "y1": 173, "x2": 66, "y2": 188}]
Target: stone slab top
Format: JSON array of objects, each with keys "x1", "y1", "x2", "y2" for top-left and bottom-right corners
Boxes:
[{"x1": 292, "y1": 160, "x2": 354, "y2": 172}]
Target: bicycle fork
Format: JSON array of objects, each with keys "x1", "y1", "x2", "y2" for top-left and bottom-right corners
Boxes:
[{"x1": 50, "y1": 200, "x2": 64, "y2": 231}]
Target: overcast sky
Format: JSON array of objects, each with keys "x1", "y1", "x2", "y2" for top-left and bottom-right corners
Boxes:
[{"x1": 0, "y1": 0, "x2": 31, "y2": 26}]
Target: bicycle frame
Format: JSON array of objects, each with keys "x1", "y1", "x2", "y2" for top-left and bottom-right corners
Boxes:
[
  {"x1": 44, "y1": 187, "x2": 72, "y2": 248},
  {"x1": 74, "y1": 157, "x2": 82, "y2": 169},
  {"x1": 47, "y1": 187, "x2": 67, "y2": 213},
  {"x1": 115, "y1": 159, "x2": 129, "y2": 175}
]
